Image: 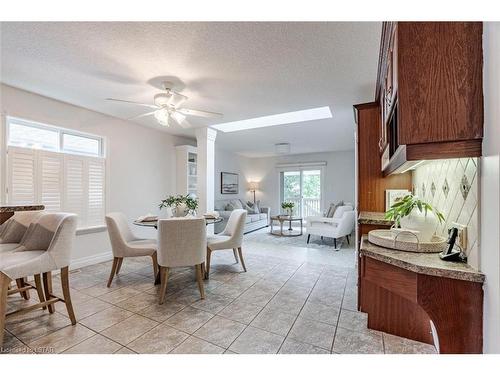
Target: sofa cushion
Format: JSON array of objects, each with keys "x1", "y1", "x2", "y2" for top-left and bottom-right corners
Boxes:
[
  {"x1": 248, "y1": 214, "x2": 261, "y2": 222},
  {"x1": 259, "y1": 213, "x2": 268, "y2": 220}
]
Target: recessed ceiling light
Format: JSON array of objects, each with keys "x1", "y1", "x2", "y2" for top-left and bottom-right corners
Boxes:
[{"x1": 210, "y1": 106, "x2": 332, "y2": 133}]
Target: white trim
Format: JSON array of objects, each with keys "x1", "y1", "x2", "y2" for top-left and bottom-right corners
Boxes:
[
  {"x1": 69, "y1": 251, "x2": 113, "y2": 271},
  {"x1": 276, "y1": 161, "x2": 327, "y2": 170}
]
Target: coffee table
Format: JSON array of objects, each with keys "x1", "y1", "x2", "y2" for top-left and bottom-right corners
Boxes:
[{"x1": 270, "y1": 215, "x2": 303, "y2": 237}]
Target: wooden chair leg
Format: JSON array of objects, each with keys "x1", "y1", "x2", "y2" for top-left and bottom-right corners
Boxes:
[
  {"x1": 33, "y1": 274, "x2": 46, "y2": 310},
  {"x1": 151, "y1": 253, "x2": 159, "y2": 280},
  {"x1": 0, "y1": 272, "x2": 11, "y2": 348},
  {"x1": 233, "y1": 248, "x2": 239, "y2": 263},
  {"x1": 60, "y1": 267, "x2": 76, "y2": 325},
  {"x1": 237, "y1": 247, "x2": 247, "y2": 272},
  {"x1": 16, "y1": 278, "x2": 30, "y2": 300},
  {"x1": 42, "y1": 272, "x2": 55, "y2": 313},
  {"x1": 107, "y1": 257, "x2": 119, "y2": 288},
  {"x1": 158, "y1": 266, "x2": 169, "y2": 305},
  {"x1": 205, "y1": 248, "x2": 212, "y2": 279},
  {"x1": 201, "y1": 262, "x2": 206, "y2": 278},
  {"x1": 115, "y1": 258, "x2": 124, "y2": 275},
  {"x1": 195, "y1": 264, "x2": 205, "y2": 299}
]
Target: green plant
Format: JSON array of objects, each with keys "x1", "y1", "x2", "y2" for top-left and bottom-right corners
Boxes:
[
  {"x1": 159, "y1": 194, "x2": 198, "y2": 215},
  {"x1": 281, "y1": 201, "x2": 295, "y2": 211},
  {"x1": 385, "y1": 194, "x2": 445, "y2": 228}
]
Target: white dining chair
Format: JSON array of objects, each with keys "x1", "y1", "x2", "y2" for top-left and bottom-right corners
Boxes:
[
  {"x1": 205, "y1": 209, "x2": 247, "y2": 279},
  {"x1": 105, "y1": 212, "x2": 158, "y2": 287},
  {"x1": 157, "y1": 217, "x2": 207, "y2": 304},
  {"x1": 0, "y1": 213, "x2": 78, "y2": 347}
]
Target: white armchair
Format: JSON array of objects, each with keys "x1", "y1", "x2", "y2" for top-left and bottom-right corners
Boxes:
[{"x1": 306, "y1": 206, "x2": 355, "y2": 250}]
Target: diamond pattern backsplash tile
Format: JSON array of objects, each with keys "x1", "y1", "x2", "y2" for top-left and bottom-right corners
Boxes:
[{"x1": 413, "y1": 158, "x2": 479, "y2": 268}]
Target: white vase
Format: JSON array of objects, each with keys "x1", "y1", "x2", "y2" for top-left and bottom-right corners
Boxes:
[
  {"x1": 399, "y1": 210, "x2": 438, "y2": 242},
  {"x1": 172, "y1": 203, "x2": 188, "y2": 217}
]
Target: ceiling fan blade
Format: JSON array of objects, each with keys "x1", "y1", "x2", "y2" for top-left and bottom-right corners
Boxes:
[
  {"x1": 177, "y1": 119, "x2": 192, "y2": 129},
  {"x1": 177, "y1": 108, "x2": 223, "y2": 118},
  {"x1": 128, "y1": 110, "x2": 157, "y2": 120},
  {"x1": 106, "y1": 98, "x2": 158, "y2": 109},
  {"x1": 167, "y1": 92, "x2": 188, "y2": 108}
]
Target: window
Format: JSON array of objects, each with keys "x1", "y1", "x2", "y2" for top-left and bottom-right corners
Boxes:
[{"x1": 5, "y1": 117, "x2": 106, "y2": 229}]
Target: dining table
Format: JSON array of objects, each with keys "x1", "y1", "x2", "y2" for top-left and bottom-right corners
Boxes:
[{"x1": 133, "y1": 216, "x2": 223, "y2": 285}]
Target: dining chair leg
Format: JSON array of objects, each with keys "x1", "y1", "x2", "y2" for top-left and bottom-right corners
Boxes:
[
  {"x1": 233, "y1": 248, "x2": 239, "y2": 264},
  {"x1": 115, "y1": 258, "x2": 124, "y2": 275},
  {"x1": 201, "y1": 262, "x2": 206, "y2": 278},
  {"x1": 0, "y1": 272, "x2": 11, "y2": 348},
  {"x1": 205, "y1": 248, "x2": 212, "y2": 279},
  {"x1": 158, "y1": 266, "x2": 169, "y2": 305},
  {"x1": 151, "y1": 253, "x2": 159, "y2": 279},
  {"x1": 237, "y1": 247, "x2": 247, "y2": 273},
  {"x1": 195, "y1": 264, "x2": 205, "y2": 300},
  {"x1": 16, "y1": 278, "x2": 30, "y2": 300},
  {"x1": 42, "y1": 272, "x2": 55, "y2": 313},
  {"x1": 33, "y1": 274, "x2": 46, "y2": 310},
  {"x1": 60, "y1": 267, "x2": 76, "y2": 325},
  {"x1": 107, "y1": 257, "x2": 119, "y2": 288}
]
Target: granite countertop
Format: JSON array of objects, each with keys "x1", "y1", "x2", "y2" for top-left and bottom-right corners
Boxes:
[
  {"x1": 0, "y1": 205, "x2": 45, "y2": 213},
  {"x1": 360, "y1": 236, "x2": 485, "y2": 283},
  {"x1": 358, "y1": 211, "x2": 393, "y2": 226}
]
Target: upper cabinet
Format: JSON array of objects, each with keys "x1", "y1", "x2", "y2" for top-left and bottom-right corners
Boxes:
[{"x1": 376, "y1": 22, "x2": 483, "y2": 175}]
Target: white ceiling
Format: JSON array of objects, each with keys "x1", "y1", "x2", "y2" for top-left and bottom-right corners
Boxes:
[{"x1": 0, "y1": 22, "x2": 381, "y2": 157}]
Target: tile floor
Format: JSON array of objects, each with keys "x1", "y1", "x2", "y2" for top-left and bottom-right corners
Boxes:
[{"x1": 1, "y1": 229, "x2": 437, "y2": 354}]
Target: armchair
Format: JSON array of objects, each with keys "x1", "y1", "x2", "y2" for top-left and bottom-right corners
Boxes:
[{"x1": 306, "y1": 206, "x2": 355, "y2": 250}]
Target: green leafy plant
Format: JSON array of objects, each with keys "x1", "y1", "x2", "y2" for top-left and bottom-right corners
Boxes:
[
  {"x1": 159, "y1": 194, "x2": 198, "y2": 215},
  {"x1": 385, "y1": 194, "x2": 445, "y2": 228},
  {"x1": 281, "y1": 201, "x2": 295, "y2": 210}
]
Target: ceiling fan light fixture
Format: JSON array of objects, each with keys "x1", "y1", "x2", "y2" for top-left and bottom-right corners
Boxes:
[
  {"x1": 154, "y1": 109, "x2": 170, "y2": 127},
  {"x1": 171, "y1": 111, "x2": 186, "y2": 124}
]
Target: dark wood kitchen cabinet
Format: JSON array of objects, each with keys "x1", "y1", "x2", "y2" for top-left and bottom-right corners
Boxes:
[{"x1": 376, "y1": 22, "x2": 484, "y2": 175}]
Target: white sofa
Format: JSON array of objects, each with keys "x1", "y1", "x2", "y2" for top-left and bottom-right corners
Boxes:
[
  {"x1": 214, "y1": 199, "x2": 270, "y2": 234},
  {"x1": 305, "y1": 205, "x2": 355, "y2": 249}
]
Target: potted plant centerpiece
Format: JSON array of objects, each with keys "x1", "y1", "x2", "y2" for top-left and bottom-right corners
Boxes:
[
  {"x1": 281, "y1": 201, "x2": 295, "y2": 216},
  {"x1": 159, "y1": 194, "x2": 199, "y2": 217},
  {"x1": 385, "y1": 194, "x2": 445, "y2": 242}
]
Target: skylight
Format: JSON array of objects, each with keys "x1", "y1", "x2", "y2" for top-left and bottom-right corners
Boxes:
[{"x1": 210, "y1": 106, "x2": 332, "y2": 133}]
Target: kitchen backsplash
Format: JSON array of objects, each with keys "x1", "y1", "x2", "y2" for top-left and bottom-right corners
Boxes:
[{"x1": 412, "y1": 157, "x2": 479, "y2": 267}]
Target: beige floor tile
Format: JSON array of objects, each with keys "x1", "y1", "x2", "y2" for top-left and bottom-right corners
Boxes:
[
  {"x1": 190, "y1": 293, "x2": 234, "y2": 314},
  {"x1": 138, "y1": 301, "x2": 187, "y2": 322},
  {"x1": 115, "y1": 292, "x2": 158, "y2": 313},
  {"x1": 236, "y1": 286, "x2": 276, "y2": 307},
  {"x1": 194, "y1": 316, "x2": 246, "y2": 348},
  {"x1": 383, "y1": 333, "x2": 437, "y2": 354},
  {"x1": 266, "y1": 294, "x2": 305, "y2": 315},
  {"x1": 228, "y1": 326, "x2": 284, "y2": 354},
  {"x1": 333, "y1": 327, "x2": 384, "y2": 354},
  {"x1": 337, "y1": 309, "x2": 375, "y2": 333},
  {"x1": 250, "y1": 306, "x2": 297, "y2": 336},
  {"x1": 165, "y1": 306, "x2": 214, "y2": 334},
  {"x1": 127, "y1": 324, "x2": 189, "y2": 354},
  {"x1": 210, "y1": 283, "x2": 249, "y2": 298},
  {"x1": 7, "y1": 311, "x2": 72, "y2": 343},
  {"x1": 170, "y1": 336, "x2": 225, "y2": 354},
  {"x1": 60, "y1": 298, "x2": 111, "y2": 320},
  {"x1": 99, "y1": 286, "x2": 142, "y2": 304},
  {"x1": 116, "y1": 347, "x2": 136, "y2": 354},
  {"x1": 168, "y1": 288, "x2": 205, "y2": 305},
  {"x1": 278, "y1": 338, "x2": 330, "y2": 354},
  {"x1": 288, "y1": 317, "x2": 336, "y2": 350},
  {"x1": 79, "y1": 306, "x2": 134, "y2": 332},
  {"x1": 62, "y1": 334, "x2": 123, "y2": 354},
  {"x1": 79, "y1": 283, "x2": 124, "y2": 297},
  {"x1": 299, "y1": 301, "x2": 340, "y2": 326},
  {"x1": 1, "y1": 330, "x2": 26, "y2": 353},
  {"x1": 218, "y1": 300, "x2": 263, "y2": 324},
  {"x1": 101, "y1": 315, "x2": 159, "y2": 345},
  {"x1": 27, "y1": 324, "x2": 95, "y2": 354}
]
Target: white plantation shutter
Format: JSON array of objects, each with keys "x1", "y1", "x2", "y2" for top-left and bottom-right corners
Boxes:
[
  {"x1": 7, "y1": 147, "x2": 37, "y2": 205},
  {"x1": 87, "y1": 159, "x2": 105, "y2": 227},
  {"x1": 38, "y1": 151, "x2": 63, "y2": 212},
  {"x1": 64, "y1": 156, "x2": 86, "y2": 227}
]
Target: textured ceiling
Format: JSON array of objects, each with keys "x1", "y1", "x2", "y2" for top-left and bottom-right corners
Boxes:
[{"x1": 0, "y1": 22, "x2": 381, "y2": 157}]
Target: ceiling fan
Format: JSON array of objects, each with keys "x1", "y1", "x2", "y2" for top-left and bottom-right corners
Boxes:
[{"x1": 106, "y1": 81, "x2": 222, "y2": 128}]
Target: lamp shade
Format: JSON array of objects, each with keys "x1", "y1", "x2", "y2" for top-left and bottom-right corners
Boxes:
[{"x1": 248, "y1": 181, "x2": 259, "y2": 191}]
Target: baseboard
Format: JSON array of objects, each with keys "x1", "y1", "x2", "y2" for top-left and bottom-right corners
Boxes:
[{"x1": 70, "y1": 251, "x2": 113, "y2": 270}]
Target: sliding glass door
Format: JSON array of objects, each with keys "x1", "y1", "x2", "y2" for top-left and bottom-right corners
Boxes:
[{"x1": 280, "y1": 169, "x2": 322, "y2": 217}]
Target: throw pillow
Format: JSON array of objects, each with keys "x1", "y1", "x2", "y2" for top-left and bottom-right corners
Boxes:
[
  {"x1": 20, "y1": 223, "x2": 55, "y2": 251},
  {"x1": 246, "y1": 201, "x2": 260, "y2": 214},
  {"x1": 227, "y1": 199, "x2": 243, "y2": 210},
  {"x1": 326, "y1": 201, "x2": 344, "y2": 218}
]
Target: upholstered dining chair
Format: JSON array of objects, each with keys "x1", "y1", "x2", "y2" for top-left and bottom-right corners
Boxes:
[
  {"x1": 157, "y1": 217, "x2": 207, "y2": 304},
  {"x1": 105, "y1": 212, "x2": 158, "y2": 287},
  {"x1": 0, "y1": 213, "x2": 78, "y2": 347},
  {"x1": 205, "y1": 209, "x2": 247, "y2": 279}
]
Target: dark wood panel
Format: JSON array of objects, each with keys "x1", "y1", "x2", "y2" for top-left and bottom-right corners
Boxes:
[
  {"x1": 417, "y1": 274, "x2": 483, "y2": 353},
  {"x1": 405, "y1": 139, "x2": 482, "y2": 160},
  {"x1": 398, "y1": 22, "x2": 483, "y2": 145},
  {"x1": 364, "y1": 257, "x2": 417, "y2": 302},
  {"x1": 0, "y1": 212, "x2": 14, "y2": 225}
]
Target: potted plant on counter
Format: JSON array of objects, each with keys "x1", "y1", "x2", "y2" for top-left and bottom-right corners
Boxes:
[
  {"x1": 385, "y1": 194, "x2": 445, "y2": 241},
  {"x1": 159, "y1": 194, "x2": 198, "y2": 217},
  {"x1": 281, "y1": 201, "x2": 295, "y2": 216}
]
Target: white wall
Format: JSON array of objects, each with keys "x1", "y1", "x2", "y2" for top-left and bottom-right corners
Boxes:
[
  {"x1": 215, "y1": 148, "x2": 355, "y2": 215},
  {"x1": 481, "y1": 22, "x2": 500, "y2": 354},
  {"x1": 0, "y1": 84, "x2": 192, "y2": 268}
]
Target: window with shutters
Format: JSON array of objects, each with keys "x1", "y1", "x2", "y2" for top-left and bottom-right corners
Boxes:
[{"x1": 4, "y1": 117, "x2": 106, "y2": 229}]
